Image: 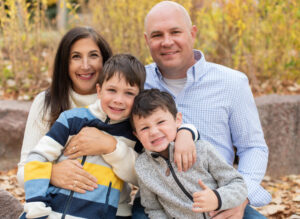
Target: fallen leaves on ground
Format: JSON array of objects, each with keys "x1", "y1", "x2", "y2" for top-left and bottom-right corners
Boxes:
[
  {"x1": 0, "y1": 168, "x2": 25, "y2": 203},
  {"x1": 1, "y1": 168, "x2": 300, "y2": 218},
  {"x1": 255, "y1": 175, "x2": 300, "y2": 218}
]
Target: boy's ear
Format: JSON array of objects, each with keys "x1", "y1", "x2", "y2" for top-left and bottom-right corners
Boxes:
[
  {"x1": 96, "y1": 83, "x2": 101, "y2": 99},
  {"x1": 175, "y1": 112, "x2": 183, "y2": 128},
  {"x1": 133, "y1": 130, "x2": 138, "y2": 139}
]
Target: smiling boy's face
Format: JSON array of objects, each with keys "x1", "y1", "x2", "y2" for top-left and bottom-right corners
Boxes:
[
  {"x1": 97, "y1": 73, "x2": 139, "y2": 121},
  {"x1": 133, "y1": 108, "x2": 182, "y2": 153}
]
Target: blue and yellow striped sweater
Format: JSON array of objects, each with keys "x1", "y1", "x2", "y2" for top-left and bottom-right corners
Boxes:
[{"x1": 21, "y1": 101, "x2": 138, "y2": 219}]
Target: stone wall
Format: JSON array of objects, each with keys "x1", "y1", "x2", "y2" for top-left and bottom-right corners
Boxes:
[
  {"x1": 256, "y1": 94, "x2": 300, "y2": 177},
  {"x1": 0, "y1": 100, "x2": 31, "y2": 171},
  {"x1": 0, "y1": 95, "x2": 299, "y2": 178}
]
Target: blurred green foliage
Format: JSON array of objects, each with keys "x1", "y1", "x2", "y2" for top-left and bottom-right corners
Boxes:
[{"x1": 0, "y1": 0, "x2": 299, "y2": 99}]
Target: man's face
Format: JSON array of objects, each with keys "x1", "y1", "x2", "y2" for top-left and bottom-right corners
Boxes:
[{"x1": 145, "y1": 6, "x2": 197, "y2": 78}]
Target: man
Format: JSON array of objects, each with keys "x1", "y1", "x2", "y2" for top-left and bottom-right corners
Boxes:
[{"x1": 143, "y1": 1, "x2": 271, "y2": 218}]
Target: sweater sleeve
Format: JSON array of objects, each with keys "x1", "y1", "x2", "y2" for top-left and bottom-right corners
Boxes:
[
  {"x1": 17, "y1": 92, "x2": 50, "y2": 187},
  {"x1": 204, "y1": 141, "x2": 248, "y2": 210},
  {"x1": 102, "y1": 138, "x2": 138, "y2": 185},
  {"x1": 23, "y1": 113, "x2": 69, "y2": 218}
]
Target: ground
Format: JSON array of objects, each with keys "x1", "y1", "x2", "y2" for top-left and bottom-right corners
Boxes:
[{"x1": 0, "y1": 168, "x2": 299, "y2": 218}]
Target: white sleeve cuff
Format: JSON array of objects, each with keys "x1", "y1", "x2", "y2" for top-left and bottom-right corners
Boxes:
[
  {"x1": 24, "y1": 202, "x2": 52, "y2": 218},
  {"x1": 102, "y1": 140, "x2": 126, "y2": 163},
  {"x1": 178, "y1": 124, "x2": 199, "y2": 141}
]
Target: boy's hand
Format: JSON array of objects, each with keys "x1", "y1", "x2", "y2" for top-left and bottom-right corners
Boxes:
[
  {"x1": 192, "y1": 180, "x2": 218, "y2": 212},
  {"x1": 174, "y1": 129, "x2": 196, "y2": 172}
]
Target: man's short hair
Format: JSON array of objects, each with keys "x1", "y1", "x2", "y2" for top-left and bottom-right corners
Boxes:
[
  {"x1": 99, "y1": 54, "x2": 146, "y2": 91},
  {"x1": 145, "y1": 1, "x2": 192, "y2": 30},
  {"x1": 130, "y1": 89, "x2": 177, "y2": 130}
]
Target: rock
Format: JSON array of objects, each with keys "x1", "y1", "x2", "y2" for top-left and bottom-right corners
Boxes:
[
  {"x1": 1, "y1": 95, "x2": 300, "y2": 177},
  {"x1": 0, "y1": 100, "x2": 31, "y2": 170},
  {"x1": 256, "y1": 94, "x2": 300, "y2": 177},
  {"x1": 0, "y1": 189, "x2": 23, "y2": 219}
]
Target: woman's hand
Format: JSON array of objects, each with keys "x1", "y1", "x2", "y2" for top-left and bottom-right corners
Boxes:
[
  {"x1": 64, "y1": 127, "x2": 117, "y2": 159},
  {"x1": 174, "y1": 129, "x2": 196, "y2": 172},
  {"x1": 50, "y1": 159, "x2": 98, "y2": 193}
]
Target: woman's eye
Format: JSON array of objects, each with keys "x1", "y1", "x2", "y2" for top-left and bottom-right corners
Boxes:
[
  {"x1": 158, "y1": 120, "x2": 165, "y2": 124},
  {"x1": 90, "y1": 53, "x2": 99, "y2": 58},
  {"x1": 71, "y1": 54, "x2": 80, "y2": 59},
  {"x1": 107, "y1": 89, "x2": 116, "y2": 93}
]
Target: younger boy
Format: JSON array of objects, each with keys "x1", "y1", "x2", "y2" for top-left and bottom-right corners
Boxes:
[
  {"x1": 21, "y1": 54, "x2": 145, "y2": 219},
  {"x1": 131, "y1": 89, "x2": 248, "y2": 219}
]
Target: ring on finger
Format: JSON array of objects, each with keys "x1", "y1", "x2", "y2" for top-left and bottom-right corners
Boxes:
[{"x1": 73, "y1": 180, "x2": 77, "y2": 188}]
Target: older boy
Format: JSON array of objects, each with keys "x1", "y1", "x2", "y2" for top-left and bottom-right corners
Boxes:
[
  {"x1": 131, "y1": 89, "x2": 248, "y2": 219},
  {"x1": 21, "y1": 54, "x2": 145, "y2": 219}
]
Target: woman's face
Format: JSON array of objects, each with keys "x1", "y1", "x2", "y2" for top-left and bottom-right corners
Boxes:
[{"x1": 69, "y1": 37, "x2": 103, "y2": 95}]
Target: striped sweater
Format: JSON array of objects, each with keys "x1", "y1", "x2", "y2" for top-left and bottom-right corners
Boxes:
[{"x1": 21, "y1": 100, "x2": 138, "y2": 219}]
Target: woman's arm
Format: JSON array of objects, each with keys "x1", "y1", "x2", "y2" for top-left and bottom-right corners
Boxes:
[
  {"x1": 17, "y1": 92, "x2": 49, "y2": 187},
  {"x1": 18, "y1": 92, "x2": 97, "y2": 192}
]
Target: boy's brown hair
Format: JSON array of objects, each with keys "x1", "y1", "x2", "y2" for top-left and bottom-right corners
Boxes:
[
  {"x1": 99, "y1": 54, "x2": 146, "y2": 91},
  {"x1": 130, "y1": 88, "x2": 177, "y2": 130}
]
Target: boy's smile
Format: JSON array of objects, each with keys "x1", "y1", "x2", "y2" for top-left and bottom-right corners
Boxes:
[
  {"x1": 133, "y1": 108, "x2": 182, "y2": 153},
  {"x1": 97, "y1": 74, "x2": 139, "y2": 121}
]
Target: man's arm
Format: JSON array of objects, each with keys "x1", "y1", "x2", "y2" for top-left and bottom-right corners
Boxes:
[{"x1": 229, "y1": 75, "x2": 271, "y2": 206}]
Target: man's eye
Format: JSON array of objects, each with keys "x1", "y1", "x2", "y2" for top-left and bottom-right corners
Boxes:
[
  {"x1": 172, "y1": 31, "x2": 181, "y2": 34},
  {"x1": 158, "y1": 120, "x2": 165, "y2": 124},
  {"x1": 107, "y1": 89, "x2": 116, "y2": 92},
  {"x1": 152, "y1": 34, "x2": 161, "y2": 38}
]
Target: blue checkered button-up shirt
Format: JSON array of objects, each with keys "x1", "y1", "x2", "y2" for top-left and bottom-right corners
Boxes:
[{"x1": 145, "y1": 50, "x2": 271, "y2": 207}]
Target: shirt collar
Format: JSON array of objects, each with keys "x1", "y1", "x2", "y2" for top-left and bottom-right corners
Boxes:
[{"x1": 88, "y1": 99, "x2": 128, "y2": 124}]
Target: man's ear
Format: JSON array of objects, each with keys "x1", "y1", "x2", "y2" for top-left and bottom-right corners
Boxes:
[
  {"x1": 191, "y1": 25, "x2": 197, "y2": 44},
  {"x1": 144, "y1": 32, "x2": 150, "y2": 47},
  {"x1": 176, "y1": 112, "x2": 183, "y2": 128},
  {"x1": 96, "y1": 83, "x2": 101, "y2": 99}
]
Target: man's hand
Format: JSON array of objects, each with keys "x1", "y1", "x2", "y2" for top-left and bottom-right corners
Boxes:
[
  {"x1": 64, "y1": 127, "x2": 117, "y2": 159},
  {"x1": 209, "y1": 199, "x2": 249, "y2": 219},
  {"x1": 50, "y1": 159, "x2": 98, "y2": 193},
  {"x1": 174, "y1": 129, "x2": 196, "y2": 172},
  {"x1": 192, "y1": 180, "x2": 218, "y2": 212}
]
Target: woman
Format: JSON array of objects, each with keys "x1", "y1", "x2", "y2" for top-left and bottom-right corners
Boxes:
[
  {"x1": 18, "y1": 26, "x2": 196, "y2": 219},
  {"x1": 17, "y1": 26, "x2": 133, "y2": 215}
]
